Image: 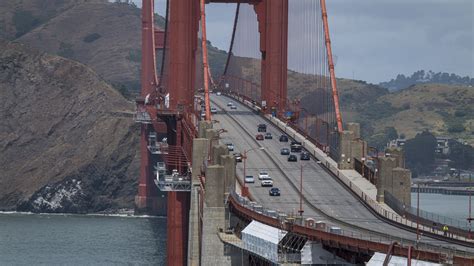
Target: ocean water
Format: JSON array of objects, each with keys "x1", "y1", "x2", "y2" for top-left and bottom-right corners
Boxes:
[
  {"x1": 0, "y1": 213, "x2": 166, "y2": 265},
  {"x1": 411, "y1": 192, "x2": 473, "y2": 222}
]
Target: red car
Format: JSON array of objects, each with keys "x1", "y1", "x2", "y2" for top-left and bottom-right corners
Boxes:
[{"x1": 256, "y1": 134, "x2": 264, "y2": 141}]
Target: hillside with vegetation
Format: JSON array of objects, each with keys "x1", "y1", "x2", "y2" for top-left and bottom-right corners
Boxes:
[
  {"x1": 379, "y1": 70, "x2": 473, "y2": 91},
  {"x1": 0, "y1": 0, "x2": 94, "y2": 40}
]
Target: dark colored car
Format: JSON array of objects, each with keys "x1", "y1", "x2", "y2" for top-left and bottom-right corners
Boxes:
[
  {"x1": 269, "y1": 187, "x2": 280, "y2": 196},
  {"x1": 264, "y1": 132, "x2": 272, "y2": 139},
  {"x1": 279, "y1": 135, "x2": 289, "y2": 142},
  {"x1": 258, "y1": 123, "x2": 267, "y2": 132},
  {"x1": 288, "y1": 154, "x2": 297, "y2": 162},
  {"x1": 291, "y1": 141, "x2": 303, "y2": 152},
  {"x1": 280, "y1": 148, "x2": 290, "y2": 155},
  {"x1": 233, "y1": 153, "x2": 242, "y2": 162},
  {"x1": 300, "y1": 152, "x2": 310, "y2": 160},
  {"x1": 256, "y1": 134, "x2": 264, "y2": 141}
]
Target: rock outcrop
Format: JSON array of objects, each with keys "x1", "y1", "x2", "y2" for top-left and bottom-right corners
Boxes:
[{"x1": 0, "y1": 40, "x2": 139, "y2": 213}]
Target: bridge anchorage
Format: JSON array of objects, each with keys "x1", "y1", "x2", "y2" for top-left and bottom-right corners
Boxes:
[{"x1": 134, "y1": 0, "x2": 474, "y2": 265}]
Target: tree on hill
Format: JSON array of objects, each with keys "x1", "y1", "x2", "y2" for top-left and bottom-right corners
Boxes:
[
  {"x1": 379, "y1": 70, "x2": 474, "y2": 91},
  {"x1": 404, "y1": 130, "x2": 437, "y2": 177},
  {"x1": 448, "y1": 140, "x2": 474, "y2": 170}
]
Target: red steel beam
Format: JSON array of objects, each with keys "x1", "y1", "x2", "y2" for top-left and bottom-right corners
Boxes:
[
  {"x1": 254, "y1": 0, "x2": 288, "y2": 115},
  {"x1": 154, "y1": 29, "x2": 165, "y2": 49},
  {"x1": 167, "y1": 191, "x2": 190, "y2": 266},
  {"x1": 200, "y1": 0, "x2": 212, "y2": 121},
  {"x1": 168, "y1": 0, "x2": 199, "y2": 112},
  {"x1": 320, "y1": 0, "x2": 343, "y2": 132},
  {"x1": 141, "y1": 0, "x2": 158, "y2": 97},
  {"x1": 136, "y1": 0, "x2": 161, "y2": 214}
]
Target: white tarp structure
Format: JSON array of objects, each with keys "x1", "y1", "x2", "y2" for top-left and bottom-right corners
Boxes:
[
  {"x1": 241, "y1": 220, "x2": 287, "y2": 263},
  {"x1": 301, "y1": 241, "x2": 349, "y2": 265},
  {"x1": 367, "y1": 252, "x2": 442, "y2": 266}
]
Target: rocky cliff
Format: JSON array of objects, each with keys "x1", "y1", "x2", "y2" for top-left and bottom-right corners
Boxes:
[{"x1": 0, "y1": 40, "x2": 139, "y2": 213}]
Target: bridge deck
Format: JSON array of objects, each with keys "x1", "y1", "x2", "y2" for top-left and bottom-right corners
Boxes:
[{"x1": 210, "y1": 94, "x2": 474, "y2": 255}]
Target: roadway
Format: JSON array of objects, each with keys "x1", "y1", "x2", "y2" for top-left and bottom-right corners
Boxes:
[{"x1": 210, "y1": 94, "x2": 474, "y2": 254}]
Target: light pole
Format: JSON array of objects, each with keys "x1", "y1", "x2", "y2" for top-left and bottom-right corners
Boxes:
[
  {"x1": 242, "y1": 146, "x2": 265, "y2": 197},
  {"x1": 298, "y1": 163, "x2": 308, "y2": 217},
  {"x1": 468, "y1": 173, "x2": 473, "y2": 239},
  {"x1": 417, "y1": 182, "x2": 420, "y2": 243}
]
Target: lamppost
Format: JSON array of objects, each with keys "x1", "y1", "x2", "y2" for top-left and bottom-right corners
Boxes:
[
  {"x1": 468, "y1": 173, "x2": 473, "y2": 239},
  {"x1": 242, "y1": 146, "x2": 265, "y2": 197},
  {"x1": 417, "y1": 182, "x2": 420, "y2": 243},
  {"x1": 299, "y1": 164, "x2": 304, "y2": 216},
  {"x1": 298, "y1": 163, "x2": 309, "y2": 216}
]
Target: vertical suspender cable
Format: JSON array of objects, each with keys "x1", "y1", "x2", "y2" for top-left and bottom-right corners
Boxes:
[
  {"x1": 320, "y1": 0, "x2": 343, "y2": 133},
  {"x1": 200, "y1": 0, "x2": 211, "y2": 121},
  {"x1": 158, "y1": 0, "x2": 169, "y2": 91}
]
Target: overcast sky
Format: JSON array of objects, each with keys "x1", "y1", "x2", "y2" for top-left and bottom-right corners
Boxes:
[{"x1": 131, "y1": 0, "x2": 473, "y2": 83}]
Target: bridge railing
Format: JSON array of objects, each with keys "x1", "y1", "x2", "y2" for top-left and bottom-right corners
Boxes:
[
  {"x1": 385, "y1": 190, "x2": 471, "y2": 235},
  {"x1": 228, "y1": 189, "x2": 473, "y2": 263}
]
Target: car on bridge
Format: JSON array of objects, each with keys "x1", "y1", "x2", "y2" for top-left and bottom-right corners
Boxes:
[
  {"x1": 258, "y1": 171, "x2": 270, "y2": 180},
  {"x1": 264, "y1": 132, "x2": 272, "y2": 139},
  {"x1": 256, "y1": 134, "x2": 264, "y2": 141},
  {"x1": 244, "y1": 176, "x2": 255, "y2": 183},
  {"x1": 288, "y1": 154, "x2": 297, "y2": 162},
  {"x1": 279, "y1": 135, "x2": 288, "y2": 142},
  {"x1": 260, "y1": 179, "x2": 273, "y2": 187},
  {"x1": 257, "y1": 123, "x2": 267, "y2": 132},
  {"x1": 280, "y1": 148, "x2": 290, "y2": 155},
  {"x1": 269, "y1": 187, "x2": 280, "y2": 196},
  {"x1": 226, "y1": 143, "x2": 234, "y2": 151},
  {"x1": 290, "y1": 141, "x2": 302, "y2": 152},
  {"x1": 300, "y1": 151, "x2": 310, "y2": 160},
  {"x1": 233, "y1": 153, "x2": 242, "y2": 162}
]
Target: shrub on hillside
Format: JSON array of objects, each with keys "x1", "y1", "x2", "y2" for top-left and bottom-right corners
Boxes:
[
  {"x1": 57, "y1": 42, "x2": 75, "y2": 59},
  {"x1": 448, "y1": 123, "x2": 465, "y2": 133},
  {"x1": 83, "y1": 33, "x2": 102, "y2": 43},
  {"x1": 127, "y1": 49, "x2": 141, "y2": 63},
  {"x1": 13, "y1": 10, "x2": 41, "y2": 38},
  {"x1": 454, "y1": 110, "x2": 467, "y2": 117}
]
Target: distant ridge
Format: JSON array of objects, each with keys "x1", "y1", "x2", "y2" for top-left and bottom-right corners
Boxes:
[{"x1": 379, "y1": 70, "x2": 473, "y2": 91}]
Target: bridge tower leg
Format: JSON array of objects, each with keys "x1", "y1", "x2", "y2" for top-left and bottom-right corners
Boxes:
[
  {"x1": 136, "y1": 0, "x2": 163, "y2": 215},
  {"x1": 166, "y1": 0, "x2": 200, "y2": 265},
  {"x1": 255, "y1": 0, "x2": 288, "y2": 115}
]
